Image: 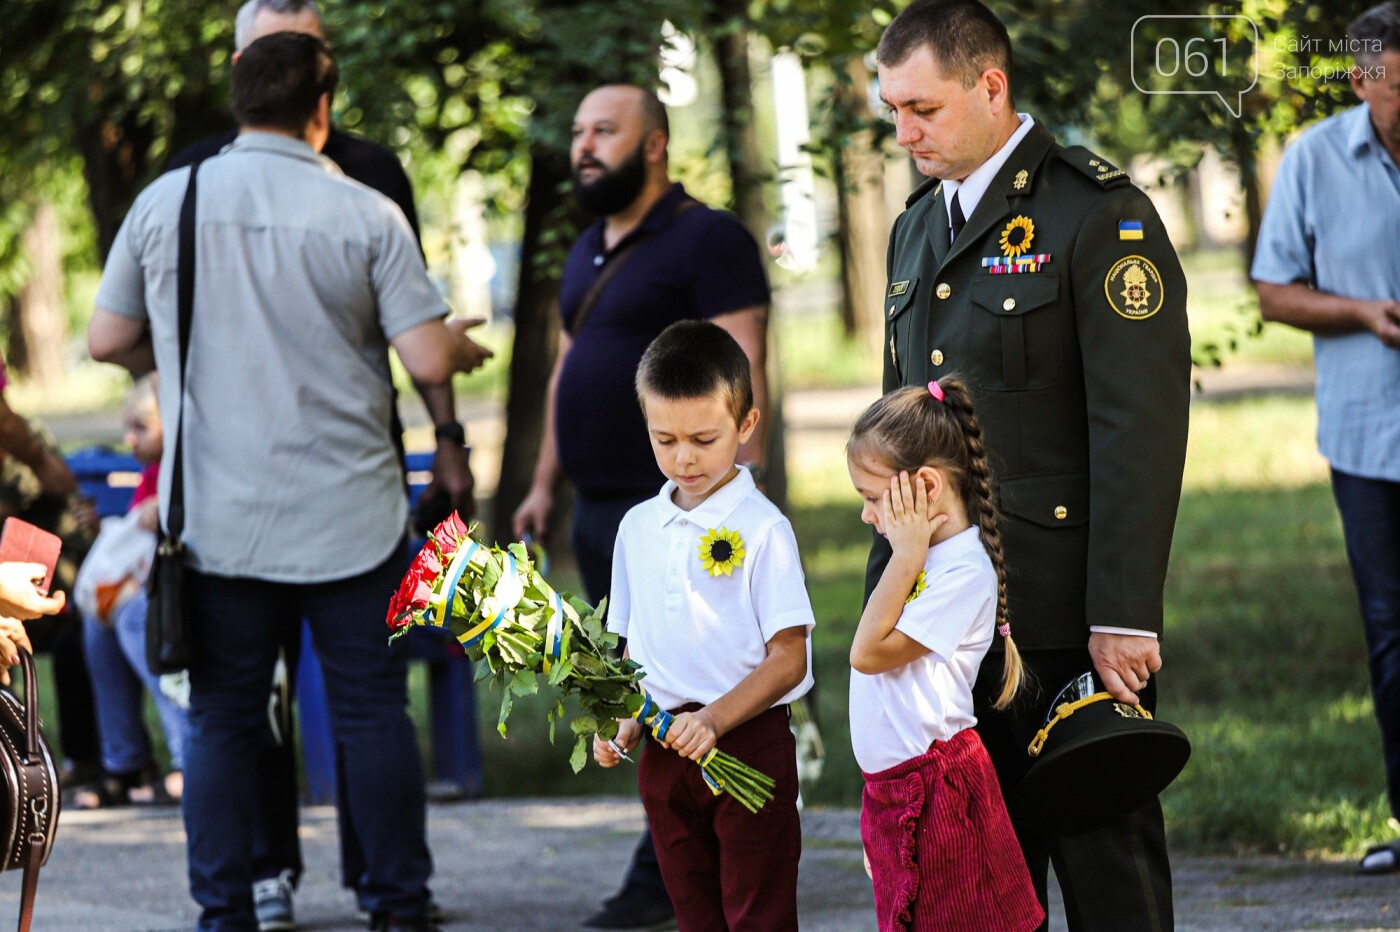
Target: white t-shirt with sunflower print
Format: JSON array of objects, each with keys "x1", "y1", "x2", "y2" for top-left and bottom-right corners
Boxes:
[
  {"x1": 848, "y1": 526, "x2": 996, "y2": 774},
  {"x1": 608, "y1": 467, "x2": 816, "y2": 713}
]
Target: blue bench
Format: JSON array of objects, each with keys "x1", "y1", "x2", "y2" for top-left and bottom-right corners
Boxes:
[{"x1": 66, "y1": 445, "x2": 485, "y2": 804}]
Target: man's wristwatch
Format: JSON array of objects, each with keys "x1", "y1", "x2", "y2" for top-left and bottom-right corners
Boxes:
[{"x1": 433, "y1": 422, "x2": 466, "y2": 445}]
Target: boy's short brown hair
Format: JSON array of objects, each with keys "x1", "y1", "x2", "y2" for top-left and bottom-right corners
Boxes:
[{"x1": 635, "y1": 320, "x2": 753, "y2": 424}]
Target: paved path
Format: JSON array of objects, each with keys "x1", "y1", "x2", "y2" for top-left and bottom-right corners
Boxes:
[{"x1": 2, "y1": 797, "x2": 1398, "y2": 930}]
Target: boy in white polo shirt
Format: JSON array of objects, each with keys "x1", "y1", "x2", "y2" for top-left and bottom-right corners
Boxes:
[{"x1": 592, "y1": 320, "x2": 814, "y2": 930}]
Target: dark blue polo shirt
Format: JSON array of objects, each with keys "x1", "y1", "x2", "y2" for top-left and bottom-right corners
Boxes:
[{"x1": 556, "y1": 183, "x2": 770, "y2": 496}]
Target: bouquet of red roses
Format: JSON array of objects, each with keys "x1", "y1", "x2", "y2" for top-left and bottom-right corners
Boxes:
[{"x1": 387, "y1": 512, "x2": 777, "y2": 813}]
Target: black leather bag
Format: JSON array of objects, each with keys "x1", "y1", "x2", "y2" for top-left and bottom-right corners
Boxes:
[
  {"x1": 145, "y1": 160, "x2": 201, "y2": 676},
  {"x1": 0, "y1": 649, "x2": 60, "y2": 932},
  {"x1": 145, "y1": 534, "x2": 193, "y2": 674}
]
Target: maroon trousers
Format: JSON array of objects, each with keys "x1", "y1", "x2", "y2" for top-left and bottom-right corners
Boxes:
[
  {"x1": 638, "y1": 704, "x2": 800, "y2": 932},
  {"x1": 861, "y1": 728, "x2": 1043, "y2": 932}
]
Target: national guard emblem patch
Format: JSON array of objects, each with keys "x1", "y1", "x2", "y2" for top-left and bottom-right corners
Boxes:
[{"x1": 1104, "y1": 256, "x2": 1163, "y2": 320}]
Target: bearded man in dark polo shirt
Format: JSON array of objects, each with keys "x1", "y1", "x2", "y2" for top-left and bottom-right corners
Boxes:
[{"x1": 512, "y1": 84, "x2": 771, "y2": 931}]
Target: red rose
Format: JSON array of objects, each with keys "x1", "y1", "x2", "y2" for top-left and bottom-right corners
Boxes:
[
  {"x1": 386, "y1": 541, "x2": 447, "y2": 628},
  {"x1": 430, "y1": 511, "x2": 471, "y2": 559}
]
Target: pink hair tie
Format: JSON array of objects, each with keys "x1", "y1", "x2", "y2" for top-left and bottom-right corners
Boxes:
[
  {"x1": 927, "y1": 380, "x2": 945, "y2": 402},
  {"x1": 997, "y1": 623, "x2": 1010, "y2": 637}
]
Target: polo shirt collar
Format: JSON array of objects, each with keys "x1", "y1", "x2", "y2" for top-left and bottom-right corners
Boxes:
[
  {"x1": 587, "y1": 182, "x2": 691, "y2": 256},
  {"x1": 656, "y1": 466, "x2": 755, "y2": 528},
  {"x1": 229, "y1": 131, "x2": 338, "y2": 172},
  {"x1": 926, "y1": 525, "x2": 984, "y2": 568},
  {"x1": 1349, "y1": 103, "x2": 1382, "y2": 157}
]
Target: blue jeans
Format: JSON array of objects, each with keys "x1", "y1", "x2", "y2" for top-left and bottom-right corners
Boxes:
[
  {"x1": 1332, "y1": 469, "x2": 1400, "y2": 820},
  {"x1": 573, "y1": 491, "x2": 670, "y2": 903},
  {"x1": 183, "y1": 544, "x2": 432, "y2": 930},
  {"x1": 82, "y1": 593, "x2": 190, "y2": 773}
]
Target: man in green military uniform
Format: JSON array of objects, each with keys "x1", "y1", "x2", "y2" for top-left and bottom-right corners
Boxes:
[{"x1": 868, "y1": 0, "x2": 1190, "y2": 926}]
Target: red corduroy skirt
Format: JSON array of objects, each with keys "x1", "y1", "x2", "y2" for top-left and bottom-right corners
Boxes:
[{"x1": 861, "y1": 728, "x2": 1043, "y2": 931}]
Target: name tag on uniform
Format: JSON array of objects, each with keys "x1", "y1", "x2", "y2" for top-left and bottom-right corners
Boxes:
[{"x1": 888, "y1": 281, "x2": 911, "y2": 297}]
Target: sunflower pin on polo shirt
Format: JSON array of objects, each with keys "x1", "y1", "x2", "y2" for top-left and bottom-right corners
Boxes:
[{"x1": 698, "y1": 527, "x2": 746, "y2": 577}]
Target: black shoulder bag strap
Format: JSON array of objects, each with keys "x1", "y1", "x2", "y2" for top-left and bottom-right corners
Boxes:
[
  {"x1": 167, "y1": 160, "x2": 202, "y2": 544},
  {"x1": 567, "y1": 197, "x2": 700, "y2": 339}
]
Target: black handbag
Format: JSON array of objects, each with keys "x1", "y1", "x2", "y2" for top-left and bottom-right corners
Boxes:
[
  {"x1": 0, "y1": 649, "x2": 60, "y2": 932},
  {"x1": 146, "y1": 161, "x2": 201, "y2": 676}
]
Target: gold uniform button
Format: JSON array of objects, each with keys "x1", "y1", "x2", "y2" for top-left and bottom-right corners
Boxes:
[
  {"x1": 1054, "y1": 505, "x2": 1068, "y2": 520},
  {"x1": 1003, "y1": 297, "x2": 1017, "y2": 312},
  {"x1": 936, "y1": 283, "x2": 952, "y2": 300},
  {"x1": 931, "y1": 349, "x2": 944, "y2": 366}
]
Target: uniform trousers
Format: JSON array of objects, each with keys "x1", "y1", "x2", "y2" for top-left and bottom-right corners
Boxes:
[
  {"x1": 639, "y1": 704, "x2": 800, "y2": 932},
  {"x1": 974, "y1": 648, "x2": 1173, "y2": 932}
]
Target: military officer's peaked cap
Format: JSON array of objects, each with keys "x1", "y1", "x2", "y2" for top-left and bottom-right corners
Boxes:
[{"x1": 1011, "y1": 672, "x2": 1191, "y2": 836}]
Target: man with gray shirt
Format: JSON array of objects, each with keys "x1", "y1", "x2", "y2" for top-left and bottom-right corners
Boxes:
[{"x1": 89, "y1": 33, "x2": 448, "y2": 931}]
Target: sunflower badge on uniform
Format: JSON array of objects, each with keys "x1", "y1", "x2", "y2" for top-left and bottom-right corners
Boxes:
[
  {"x1": 698, "y1": 527, "x2": 746, "y2": 577},
  {"x1": 999, "y1": 215, "x2": 1035, "y2": 257}
]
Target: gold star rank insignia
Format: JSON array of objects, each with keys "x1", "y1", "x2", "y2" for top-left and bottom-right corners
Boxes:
[
  {"x1": 1104, "y1": 256, "x2": 1164, "y2": 320},
  {"x1": 1013, "y1": 170, "x2": 1028, "y2": 190},
  {"x1": 999, "y1": 216, "x2": 1035, "y2": 257}
]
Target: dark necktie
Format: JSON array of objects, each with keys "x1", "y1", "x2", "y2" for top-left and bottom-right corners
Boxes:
[{"x1": 949, "y1": 190, "x2": 966, "y2": 247}]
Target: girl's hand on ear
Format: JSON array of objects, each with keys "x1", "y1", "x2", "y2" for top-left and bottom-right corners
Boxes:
[{"x1": 882, "y1": 471, "x2": 947, "y2": 562}]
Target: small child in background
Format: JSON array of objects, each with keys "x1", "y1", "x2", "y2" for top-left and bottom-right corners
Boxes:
[
  {"x1": 847, "y1": 377, "x2": 1043, "y2": 932},
  {"x1": 75, "y1": 373, "x2": 188, "y2": 807},
  {"x1": 593, "y1": 320, "x2": 814, "y2": 931}
]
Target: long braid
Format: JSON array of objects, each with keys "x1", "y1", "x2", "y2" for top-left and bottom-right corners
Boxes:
[{"x1": 941, "y1": 379, "x2": 1027, "y2": 709}]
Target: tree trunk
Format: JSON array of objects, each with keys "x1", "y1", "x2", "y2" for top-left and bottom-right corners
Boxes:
[
  {"x1": 76, "y1": 110, "x2": 156, "y2": 262},
  {"x1": 834, "y1": 56, "x2": 888, "y2": 356},
  {"x1": 491, "y1": 149, "x2": 571, "y2": 544},
  {"x1": 11, "y1": 203, "x2": 68, "y2": 389},
  {"x1": 712, "y1": 25, "x2": 788, "y2": 512},
  {"x1": 1227, "y1": 125, "x2": 1264, "y2": 273}
]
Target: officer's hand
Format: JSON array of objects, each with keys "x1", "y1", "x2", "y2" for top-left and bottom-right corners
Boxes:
[
  {"x1": 1088, "y1": 631, "x2": 1162, "y2": 706},
  {"x1": 445, "y1": 318, "x2": 494, "y2": 375},
  {"x1": 1359, "y1": 299, "x2": 1400, "y2": 349}
]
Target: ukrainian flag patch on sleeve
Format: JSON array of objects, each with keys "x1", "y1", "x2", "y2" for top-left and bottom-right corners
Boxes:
[{"x1": 1118, "y1": 220, "x2": 1144, "y2": 241}]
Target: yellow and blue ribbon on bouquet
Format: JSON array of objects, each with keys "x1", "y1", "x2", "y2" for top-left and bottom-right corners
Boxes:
[
  {"x1": 458, "y1": 552, "x2": 518, "y2": 649},
  {"x1": 543, "y1": 589, "x2": 564, "y2": 674},
  {"x1": 426, "y1": 541, "x2": 479, "y2": 627},
  {"x1": 632, "y1": 690, "x2": 725, "y2": 796}
]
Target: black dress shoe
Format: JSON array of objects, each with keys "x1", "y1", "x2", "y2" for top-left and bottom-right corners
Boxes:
[
  {"x1": 367, "y1": 911, "x2": 441, "y2": 932},
  {"x1": 581, "y1": 889, "x2": 676, "y2": 930}
]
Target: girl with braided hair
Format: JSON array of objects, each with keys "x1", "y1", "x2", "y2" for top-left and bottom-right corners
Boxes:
[{"x1": 845, "y1": 376, "x2": 1042, "y2": 932}]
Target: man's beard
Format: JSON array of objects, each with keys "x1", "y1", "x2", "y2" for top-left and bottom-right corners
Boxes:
[{"x1": 573, "y1": 142, "x2": 648, "y2": 217}]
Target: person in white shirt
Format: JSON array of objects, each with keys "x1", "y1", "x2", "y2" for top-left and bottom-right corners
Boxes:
[
  {"x1": 592, "y1": 320, "x2": 812, "y2": 930},
  {"x1": 846, "y1": 377, "x2": 1041, "y2": 932}
]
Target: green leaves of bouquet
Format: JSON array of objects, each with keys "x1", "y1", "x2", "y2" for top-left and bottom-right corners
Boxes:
[{"x1": 387, "y1": 511, "x2": 644, "y2": 773}]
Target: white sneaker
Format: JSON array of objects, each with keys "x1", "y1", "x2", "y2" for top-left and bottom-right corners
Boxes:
[{"x1": 253, "y1": 868, "x2": 296, "y2": 931}]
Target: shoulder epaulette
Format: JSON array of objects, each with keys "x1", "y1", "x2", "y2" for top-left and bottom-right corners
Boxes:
[
  {"x1": 905, "y1": 176, "x2": 942, "y2": 208},
  {"x1": 1058, "y1": 146, "x2": 1133, "y2": 189}
]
